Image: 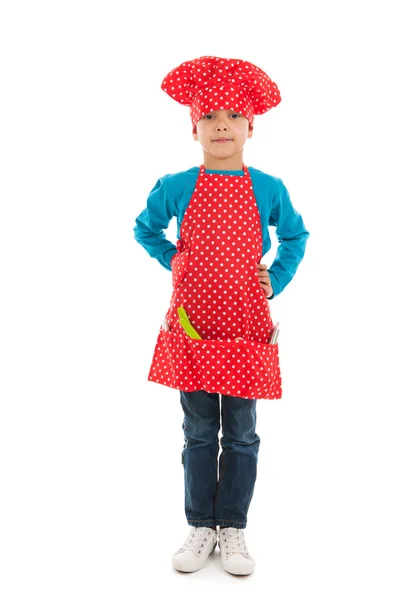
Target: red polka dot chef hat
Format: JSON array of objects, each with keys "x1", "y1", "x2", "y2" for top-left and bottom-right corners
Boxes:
[{"x1": 161, "y1": 55, "x2": 281, "y2": 131}]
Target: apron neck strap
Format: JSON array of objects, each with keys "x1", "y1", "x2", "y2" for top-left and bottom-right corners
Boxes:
[{"x1": 200, "y1": 164, "x2": 248, "y2": 174}]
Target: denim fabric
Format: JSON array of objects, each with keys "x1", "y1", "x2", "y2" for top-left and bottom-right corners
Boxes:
[{"x1": 180, "y1": 390, "x2": 260, "y2": 529}]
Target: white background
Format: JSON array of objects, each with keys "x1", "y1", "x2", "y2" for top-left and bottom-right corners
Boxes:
[{"x1": 1, "y1": 0, "x2": 399, "y2": 598}]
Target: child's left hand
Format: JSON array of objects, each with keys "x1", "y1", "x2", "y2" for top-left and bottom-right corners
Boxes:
[{"x1": 257, "y1": 264, "x2": 273, "y2": 298}]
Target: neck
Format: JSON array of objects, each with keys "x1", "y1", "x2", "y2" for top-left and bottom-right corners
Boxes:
[{"x1": 202, "y1": 153, "x2": 244, "y2": 171}]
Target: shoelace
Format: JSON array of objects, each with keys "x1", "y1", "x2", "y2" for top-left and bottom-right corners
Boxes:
[
  {"x1": 220, "y1": 528, "x2": 249, "y2": 558},
  {"x1": 183, "y1": 527, "x2": 213, "y2": 555}
]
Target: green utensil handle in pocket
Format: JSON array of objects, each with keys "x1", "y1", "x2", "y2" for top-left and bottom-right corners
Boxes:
[{"x1": 177, "y1": 306, "x2": 202, "y2": 339}]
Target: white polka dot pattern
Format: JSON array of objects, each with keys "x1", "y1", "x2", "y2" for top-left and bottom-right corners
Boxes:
[
  {"x1": 148, "y1": 165, "x2": 282, "y2": 400},
  {"x1": 161, "y1": 56, "x2": 281, "y2": 130},
  {"x1": 155, "y1": 328, "x2": 280, "y2": 398}
]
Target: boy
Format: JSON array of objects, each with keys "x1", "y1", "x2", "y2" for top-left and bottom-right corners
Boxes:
[{"x1": 134, "y1": 56, "x2": 309, "y2": 575}]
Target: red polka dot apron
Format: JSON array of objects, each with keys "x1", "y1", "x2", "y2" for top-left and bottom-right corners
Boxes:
[{"x1": 148, "y1": 165, "x2": 282, "y2": 400}]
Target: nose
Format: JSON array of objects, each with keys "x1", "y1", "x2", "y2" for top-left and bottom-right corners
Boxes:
[{"x1": 215, "y1": 116, "x2": 229, "y2": 130}]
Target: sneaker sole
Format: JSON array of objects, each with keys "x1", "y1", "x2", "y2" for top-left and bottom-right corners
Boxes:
[{"x1": 222, "y1": 561, "x2": 255, "y2": 576}]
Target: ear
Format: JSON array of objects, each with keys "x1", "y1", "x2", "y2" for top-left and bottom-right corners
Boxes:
[
  {"x1": 247, "y1": 125, "x2": 254, "y2": 139},
  {"x1": 192, "y1": 128, "x2": 198, "y2": 141}
]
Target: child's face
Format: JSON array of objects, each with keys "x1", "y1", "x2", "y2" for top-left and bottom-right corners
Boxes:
[{"x1": 193, "y1": 109, "x2": 253, "y2": 163}]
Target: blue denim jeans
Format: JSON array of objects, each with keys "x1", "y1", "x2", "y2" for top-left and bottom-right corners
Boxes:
[{"x1": 180, "y1": 390, "x2": 260, "y2": 529}]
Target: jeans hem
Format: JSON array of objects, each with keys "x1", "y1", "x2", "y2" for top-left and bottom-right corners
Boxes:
[
  {"x1": 216, "y1": 519, "x2": 246, "y2": 528},
  {"x1": 187, "y1": 518, "x2": 216, "y2": 528}
]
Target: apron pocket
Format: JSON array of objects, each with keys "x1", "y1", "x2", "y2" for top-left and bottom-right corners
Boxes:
[{"x1": 156, "y1": 328, "x2": 281, "y2": 399}]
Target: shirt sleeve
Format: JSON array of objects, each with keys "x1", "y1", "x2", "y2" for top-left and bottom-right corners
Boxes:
[
  {"x1": 133, "y1": 177, "x2": 178, "y2": 271},
  {"x1": 267, "y1": 179, "x2": 310, "y2": 298}
]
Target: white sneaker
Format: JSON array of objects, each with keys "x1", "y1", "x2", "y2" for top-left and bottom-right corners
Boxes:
[
  {"x1": 172, "y1": 527, "x2": 217, "y2": 572},
  {"x1": 218, "y1": 527, "x2": 255, "y2": 575}
]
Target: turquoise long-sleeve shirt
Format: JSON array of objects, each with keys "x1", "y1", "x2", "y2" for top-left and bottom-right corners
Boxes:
[{"x1": 133, "y1": 166, "x2": 309, "y2": 298}]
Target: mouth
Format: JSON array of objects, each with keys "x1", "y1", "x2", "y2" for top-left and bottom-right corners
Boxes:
[{"x1": 213, "y1": 138, "x2": 233, "y2": 143}]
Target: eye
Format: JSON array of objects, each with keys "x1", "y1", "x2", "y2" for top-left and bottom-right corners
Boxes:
[
  {"x1": 230, "y1": 113, "x2": 241, "y2": 119},
  {"x1": 202, "y1": 114, "x2": 214, "y2": 120}
]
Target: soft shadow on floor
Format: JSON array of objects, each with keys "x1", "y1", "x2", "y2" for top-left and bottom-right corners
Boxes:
[{"x1": 171, "y1": 547, "x2": 255, "y2": 581}]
